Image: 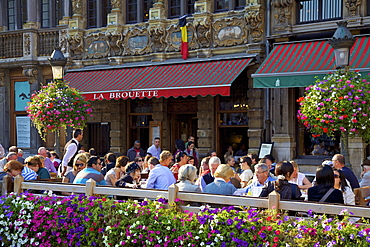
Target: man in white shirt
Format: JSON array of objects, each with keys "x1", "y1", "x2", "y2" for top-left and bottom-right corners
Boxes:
[
  {"x1": 60, "y1": 129, "x2": 83, "y2": 177},
  {"x1": 147, "y1": 137, "x2": 161, "y2": 159}
]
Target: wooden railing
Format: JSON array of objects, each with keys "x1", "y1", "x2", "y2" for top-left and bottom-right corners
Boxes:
[
  {"x1": 0, "y1": 32, "x2": 23, "y2": 58},
  {"x1": 3, "y1": 174, "x2": 370, "y2": 217}
]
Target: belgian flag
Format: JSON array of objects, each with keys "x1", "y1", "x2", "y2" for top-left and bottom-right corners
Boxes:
[{"x1": 179, "y1": 15, "x2": 188, "y2": 60}]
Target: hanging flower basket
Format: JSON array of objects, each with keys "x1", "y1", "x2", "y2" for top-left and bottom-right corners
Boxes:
[
  {"x1": 26, "y1": 80, "x2": 92, "y2": 140},
  {"x1": 297, "y1": 69, "x2": 370, "y2": 141}
]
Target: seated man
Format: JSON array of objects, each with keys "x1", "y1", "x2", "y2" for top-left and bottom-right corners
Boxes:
[
  {"x1": 234, "y1": 163, "x2": 276, "y2": 197},
  {"x1": 146, "y1": 151, "x2": 176, "y2": 190},
  {"x1": 198, "y1": 157, "x2": 221, "y2": 191},
  {"x1": 74, "y1": 156, "x2": 107, "y2": 185}
]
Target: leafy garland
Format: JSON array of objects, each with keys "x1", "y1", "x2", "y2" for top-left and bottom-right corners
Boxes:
[
  {"x1": 26, "y1": 80, "x2": 92, "y2": 140},
  {"x1": 297, "y1": 69, "x2": 370, "y2": 141}
]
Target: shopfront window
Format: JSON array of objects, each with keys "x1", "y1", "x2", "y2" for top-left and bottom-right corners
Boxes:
[
  {"x1": 129, "y1": 99, "x2": 153, "y2": 151},
  {"x1": 217, "y1": 69, "x2": 249, "y2": 162}
]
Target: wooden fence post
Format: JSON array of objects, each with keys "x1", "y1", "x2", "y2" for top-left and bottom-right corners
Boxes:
[
  {"x1": 168, "y1": 183, "x2": 179, "y2": 206},
  {"x1": 14, "y1": 175, "x2": 24, "y2": 194},
  {"x1": 2, "y1": 175, "x2": 13, "y2": 195},
  {"x1": 85, "y1": 178, "x2": 96, "y2": 197},
  {"x1": 268, "y1": 191, "x2": 280, "y2": 210}
]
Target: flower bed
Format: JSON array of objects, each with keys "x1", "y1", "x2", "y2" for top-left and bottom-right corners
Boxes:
[{"x1": 1, "y1": 192, "x2": 370, "y2": 246}]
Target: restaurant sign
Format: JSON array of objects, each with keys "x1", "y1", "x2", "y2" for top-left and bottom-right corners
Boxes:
[{"x1": 84, "y1": 90, "x2": 159, "y2": 101}]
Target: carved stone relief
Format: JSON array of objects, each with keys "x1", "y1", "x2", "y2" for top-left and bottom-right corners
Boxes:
[
  {"x1": 24, "y1": 34, "x2": 31, "y2": 56},
  {"x1": 22, "y1": 67, "x2": 39, "y2": 84},
  {"x1": 245, "y1": 6, "x2": 265, "y2": 43},
  {"x1": 346, "y1": 0, "x2": 361, "y2": 16},
  {"x1": 165, "y1": 23, "x2": 195, "y2": 52},
  {"x1": 148, "y1": 26, "x2": 167, "y2": 52},
  {"x1": 213, "y1": 16, "x2": 247, "y2": 47},
  {"x1": 106, "y1": 30, "x2": 124, "y2": 56},
  {"x1": 72, "y1": 0, "x2": 82, "y2": 15},
  {"x1": 111, "y1": 0, "x2": 122, "y2": 10},
  {"x1": 124, "y1": 28, "x2": 152, "y2": 55},
  {"x1": 60, "y1": 29, "x2": 68, "y2": 53},
  {"x1": 186, "y1": 24, "x2": 199, "y2": 50},
  {"x1": 0, "y1": 70, "x2": 5, "y2": 87},
  {"x1": 194, "y1": 17, "x2": 212, "y2": 48},
  {"x1": 68, "y1": 32, "x2": 84, "y2": 59},
  {"x1": 272, "y1": 0, "x2": 293, "y2": 29},
  {"x1": 85, "y1": 33, "x2": 110, "y2": 59}
]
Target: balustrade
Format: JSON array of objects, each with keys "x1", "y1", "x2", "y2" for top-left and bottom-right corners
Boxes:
[
  {"x1": 0, "y1": 32, "x2": 23, "y2": 58},
  {"x1": 38, "y1": 30, "x2": 59, "y2": 56}
]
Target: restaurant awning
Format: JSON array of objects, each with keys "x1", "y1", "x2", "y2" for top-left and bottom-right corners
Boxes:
[
  {"x1": 65, "y1": 58, "x2": 253, "y2": 101},
  {"x1": 252, "y1": 35, "x2": 370, "y2": 88}
]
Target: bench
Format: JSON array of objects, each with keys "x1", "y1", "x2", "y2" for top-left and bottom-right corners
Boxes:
[{"x1": 354, "y1": 186, "x2": 370, "y2": 206}]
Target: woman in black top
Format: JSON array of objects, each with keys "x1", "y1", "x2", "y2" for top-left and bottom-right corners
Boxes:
[
  {"x1": 308, "y1": 165, "x2": 344, "y2": 203},
  {"x1": 260, "y1": 161, "x2": 302, "y2": 200},
  {"x1": 115, "y1": 162, "x2": 141, "y2": 188}
]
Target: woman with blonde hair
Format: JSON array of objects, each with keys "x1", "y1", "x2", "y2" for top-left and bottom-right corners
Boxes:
[
  {"x1": 289, "y1": 160, "x2": 312, "y2": 189},
  {"x1": 177, "y1": 164, "x2": 201, "y2": 192},
  {"x1": 204, "y1": 164, "x2": 236, "y2": 195},
  {"x1": 25, "y1": 156, "x2": 50, "y2": 179},
  {"x1": 62, "y1": 153, "x2": 89, "y2": 184},
  {"x1": 105, "y1": 156, "x2": 129, "y2": 186}
]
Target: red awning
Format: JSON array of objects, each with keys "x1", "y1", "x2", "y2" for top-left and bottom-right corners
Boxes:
[{"x1": 64, "y1": 58, "x2": 253, "y2": 101}]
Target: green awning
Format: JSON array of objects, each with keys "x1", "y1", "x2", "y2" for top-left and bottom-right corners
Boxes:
[{"x1": 252, "y1": 35, "x2": 370, "y2": 88}]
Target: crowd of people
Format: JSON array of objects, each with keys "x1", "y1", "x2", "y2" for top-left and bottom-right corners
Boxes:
[{"x1": 1, "y1": 129, "x2": 370, "y2": 207}]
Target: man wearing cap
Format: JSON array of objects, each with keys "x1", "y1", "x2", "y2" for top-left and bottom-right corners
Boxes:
[
  {"x1": 360, "y1": 159, "x2": 370, "y2": 187},
  {"x1": 332, "y1": 154, "x2": 359, "y2": 190}
]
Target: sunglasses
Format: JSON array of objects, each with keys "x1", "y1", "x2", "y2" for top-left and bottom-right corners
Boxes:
[
  {"x1": 137, "y1": 159, "x2": 143, "y2": 162},
  {"x1": 76, "y1": 163, "x2": 85, "y2": 167},
  {"x1": 334, "y1": 174, "x2": 340, "y2": 178},
  {"x1": 27, "y1": 162, "x2": 37, "y2": 166},
  {"x1": 5, "y1": 169, "x2": 12, "y2": 173}
]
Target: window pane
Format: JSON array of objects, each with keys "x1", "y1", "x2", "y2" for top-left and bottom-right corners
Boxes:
[
  {"x1": 8, "y1": 0, "x2": 16, "y2": 30},
  {"x1": 21, "y1": 0, "x2": 27, "y2": 25},
  {"x1": 55, "y1": 0, "x2": 64, "y2": 23},
  {"x1": 187, "y1": 0, "x2": 195, "y2": 14},
  {"x1": 41, "y1": 0, "x2": 50, "y2": 28},
  {"x1": 235, "y1": 0, "x2": 246, "y2": 9},
  {"x1": 143, "y1": 0, "x2": 153, "y2": 21},
  {"x1": 215, "y1": 0, "x2": 229, "y2": 12},
  {"x1": 169, "y1": 0, "x2": 181, "y2": 18},
  {"x1": 127, "y1": 0, "x2": 137, "y2": 23},
  {"x1": 298, "y1": 0, "x2": 342, "y2": 24},
  {"x1": 102, "y1": 0, "x2": 112, "y2": 26},
  {"x1": 87, "y1": 0, "x2": 97, "y2": 28}
]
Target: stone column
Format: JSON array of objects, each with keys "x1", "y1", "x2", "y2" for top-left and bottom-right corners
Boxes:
[
  {"x1": 194, "y1": 0, "x2": 212, "y2": 13},
  {"x1": 197, "y1": 96, "x2": 215, "y2": 157},
  {"x1": 69, "y1": 0, "x2": 85, "y2": 29},
  {"x1": 22, "y1": 30, "x2": 38, "y2": 59},
  {"x1": 0, "y1": 1, "x2": 6, "y2": 31},
  {"x1": 348, "y1": 136, "x2": 366, "y2": 178},
  {"x1": 270, "y1": 88, "x2": 296, "y2": 161},
  {"x1": 152, "y1": 98, "x2": 169, "y2": 151},
  {"x1": 0, "y1": 69, "x2": 10, "y2": 148},
  {"x1": 59, "y1": 0, "x2": 73, "y2": 25},
  {"x1": 24, "y1": 0, "x2": 39, "y2": 29},
  {"x1": 107, "y1": 0, "x2": 124, "y2": 25}
]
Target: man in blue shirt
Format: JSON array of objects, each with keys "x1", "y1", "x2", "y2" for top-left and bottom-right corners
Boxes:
[
  {"x1": 147, "y1": 137, "x2": 161, "y2": 160},
  {"x1": 234, "y1": 163, "x2": 276, "y2": 196},
  {"x1": 146, "y1": 151, "x2": 176, "y2": 190},
  {"x1": 74, "y1": 156, "x2": 107, "y2": 185},
  {"x1": 332, "y1": 154, "x2": 359, "y2": 190}
]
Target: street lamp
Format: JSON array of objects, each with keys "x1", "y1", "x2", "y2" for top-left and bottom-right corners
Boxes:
[
  {"x1": 48, "y1": 47, "x2": 67, "y2": 80},
  {"x1": 328, "y1": 21, "x2": 355, "y2": 69},
  {"x1": 48, "y1": 47, "x2": 67, "y2": 155}
]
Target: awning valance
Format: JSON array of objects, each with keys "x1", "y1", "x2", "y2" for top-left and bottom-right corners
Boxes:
[
  {"x1": 252, "y1": 36, "x2": 370, "y2": 88},
  {"x1": 65, "y1": 58, "x2": 253, "y2": 101}
]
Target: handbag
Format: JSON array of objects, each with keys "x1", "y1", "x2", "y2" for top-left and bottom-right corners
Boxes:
[{"x1": 319, "y1": 188, "x2": 335, "y2": 202}]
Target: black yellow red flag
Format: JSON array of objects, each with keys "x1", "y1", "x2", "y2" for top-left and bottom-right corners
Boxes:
[{"x1": 179, "y1": 15, "x2": 188, "y2": 60}]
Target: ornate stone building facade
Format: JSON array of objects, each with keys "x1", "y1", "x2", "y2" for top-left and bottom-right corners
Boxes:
[{"x1": 0, "y1": 0, "x2": 265, "y2": 161}]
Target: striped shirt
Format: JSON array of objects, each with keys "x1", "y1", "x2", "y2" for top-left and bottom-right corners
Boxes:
[
  {"x1": 22, "y1": 166, "x2": 38, "y2": 181},
  {"x1": 73, "y1": 167, "x2": 107, "y2": 186}
]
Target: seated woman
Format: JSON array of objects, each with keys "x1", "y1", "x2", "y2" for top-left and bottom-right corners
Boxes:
[
  {"x1": 260, "y1": 161, "x2": 302, "y2": 200},
  {"x1": 177, "y1": 164, "x2": 201, "y2": 192},
  {"x1": 308, "y1": 165, "x2": 344, "y2": 203},
  {"x1": 333, "y1": 168, "x2": 355, "y2": 205},
  {"x1": 204, "y1": 164, "x2": 236, "y2": 195},
  {"x1": 25, "y1": 156, "x2": 50, "y2": 179},
  {"x1": 115, "y1": 162, "x2": 141, "y2": 188},
  {"x1": 4, "y1": 160, "x2": 37, "y2": 181},
  {"x1": 239, "y1": 156, "x2": 253, "y2": 188},
  {"x1": 62, "y1": 153, "x2": 89, "y2": 184},
  {"x1": 289, "y1": 160, "x2": 312, "y2": 189},
  {"x1": 105, "y1": 156, "x2": 129, "y2": 186}
]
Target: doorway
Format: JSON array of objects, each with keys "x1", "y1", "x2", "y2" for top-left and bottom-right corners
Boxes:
[{"x1": 87, "y1": 122, "x2": 111, "y2": 156}]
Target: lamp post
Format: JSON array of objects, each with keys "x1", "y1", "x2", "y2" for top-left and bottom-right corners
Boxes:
[
  {"x1": 328, "y1": 21, "x2": 355, "y2": 167},
  {"x1": 328, "y1": 21, "x2": 355, "y2": 69},
  {"x1": 48, "y1": 47, "x2": 67, "y2": 155}
]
